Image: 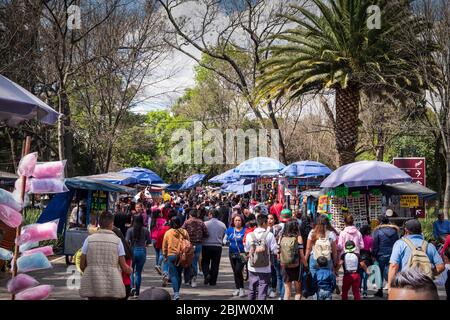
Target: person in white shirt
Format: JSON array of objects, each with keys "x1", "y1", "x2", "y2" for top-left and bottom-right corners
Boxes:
[
  {"x1": 69, "y1": 200, "x2": 86, "y2": 228},
  {"x1": 244, "y1": 214, "x2": 278, "y2": 300}
]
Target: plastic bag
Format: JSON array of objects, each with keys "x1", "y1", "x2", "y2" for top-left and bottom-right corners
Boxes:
[
  {"x1": 16, "y1": 252, "x2": 52, "y2": 273},
  {"x1": 28, "y1": 178, "x2": 68, "y2": 194},
  {"x1": 33, "y1": 160, "x2": 66, "y2": 179},
  {"x1": 12, "y1": 189, "x2": 29, "y2": 209},
  {"x1": 15, "y1": 285, "x2": 53, "y2": 300},
  {"x1": 17, "y1": 152, "x2": 38, "y2": 177},
  {"x1": 14, "y1": 178, "x2": 30, "y2": 193},
  {"x1": 20, "y1": 242, "x2": 39, "y2": 253},
  {"x1": 368, "y1": 264, "x2": 383, "y2": 290},
  {"x1": 17, "y1": 220, "x2": 58, "y2": 245},
  {"x1": 0, "y1": 188, "x2": 22, "y2": 211},
  {"x1": 7, "y1": 274, "x2": 39, "y2": 294},
  {"x1": 0, "y1": 247, "x2": 13, "y2": 261},
  {"x1": 0, "y1": 203, "x2": 22, "y2": 228},
  {"x1": 23, "y1": 245, "x2": 54, "y2": 257}
]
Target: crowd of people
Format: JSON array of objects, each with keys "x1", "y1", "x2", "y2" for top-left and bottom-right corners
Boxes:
[{"x1": 76, "y1": 189, "x2": 450, "y2": 301}]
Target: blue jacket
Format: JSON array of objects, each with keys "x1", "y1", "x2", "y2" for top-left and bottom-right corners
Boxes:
[
  {"x1": 373, "y1": 224, "x2": 399, "y2": 258},
  {"x1": 313, "y1": 268, "x2": 336, "y2": 292}
]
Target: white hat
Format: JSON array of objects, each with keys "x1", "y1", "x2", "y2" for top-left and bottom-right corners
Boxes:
[{"x1": 385, "y1": 209, "x2": 393, "y2": 217}]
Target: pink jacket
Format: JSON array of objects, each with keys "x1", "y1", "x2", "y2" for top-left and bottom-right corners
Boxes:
[
  {"x1": 151, "y1": 217, "x2": 167, "y2": 241},
  {"x1": 338, "y1": 226, "x2": 364, "y2": 253}
]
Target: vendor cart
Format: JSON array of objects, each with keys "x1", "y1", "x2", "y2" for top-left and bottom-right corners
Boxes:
[{"x1": 37, "y1": 176, "x2": 136, "y2": 265}]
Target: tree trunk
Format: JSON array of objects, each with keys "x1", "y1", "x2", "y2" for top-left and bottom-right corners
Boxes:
[
  {"x1": 58, "y1": 89, "x2": 74, "y2": 177},
  {"x1": 335, "y1": 85, "x2": 360, "y2": 166},
  {"x1": 434, "y1": 136, "x2": 442, "y2": 214},
  {"x1": 266, "y1": 101, "x2": 287, "y2": 163},
  {"x1": 444, "y1": 149, "x2": 450, "y2": 220},
  {"x1": 6, "y1": 128, "x2": 17, "y2": 172},
  {"x1": 375, "y1": 128, "x2": 384, "y2": 161}
]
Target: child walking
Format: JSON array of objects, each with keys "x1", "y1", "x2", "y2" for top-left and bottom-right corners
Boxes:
[
  {"x1": 312, "y1": 256, "x2": 336, "y2": 300},
  {"x1": 340, "y1": 240, "x2": 370, "y2": 300}
]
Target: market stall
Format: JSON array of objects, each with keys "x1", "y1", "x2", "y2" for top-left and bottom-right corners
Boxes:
[
  {"x1": 37, "y1": 176, "x2": 136, "y2": 265},
  {"x1": 319, "y1": 161, "x2": 414, "y2": 231}
]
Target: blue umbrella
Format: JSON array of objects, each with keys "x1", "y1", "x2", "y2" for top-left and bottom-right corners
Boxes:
[
  {"x1": 224, "y1": 179, "x2": 253, "y2": 195},
  {"x1": 280, "y1": 160, "x2": 332, "y2": 178},
  {"x1": 180, "y1": 174, "x2": 206, "y2": 190},
  {"x1": 233, "y1": 157, "x2": 286, "y2": 177},
  {"x1": 0, "y1": 75, "x2": 60, "y2": 126},
  {"x1": 119, "y1": 167, "x2": 164, "y2": 185},
  {"x1": 320, "y1": 160, "x2": 412, "y2": 188},
  {"x1": 208, "y1": 168, "x2": 240, "y2": 184}
]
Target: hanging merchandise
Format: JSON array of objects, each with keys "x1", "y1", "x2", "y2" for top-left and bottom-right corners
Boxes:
[
  {"x1": 369, "y1": 193, "x2": 382, "y2": 222},
  {"x1": 32, "y1": 160, "x2": 66, "y2": 179},
  {"x1": 22, "y1": 245, "x2": 54, "y2": 257},
  {"x1": 17, "y1": 220, "x2": 58, "y2": 246},
  {"x1": 15, "y1": 285, "x2": 53, "y2": 300},
  {"x1": 19, "y1": 242, "x2": 39, "y2": 253},
  {"x1": 347, "y1": 193, "x2": 367, "y2": 229},
  {"x1": 17, "y1": 152, "x2": 38, "y2": 177},
  {"x1": 330, "y1": 196, "x2": 346, "y2": 231},
  {"x1": 28, "y1": 178, "x2": 68, "y2": 194},
  {"x1": 0, "y1": 247, "x2": 13, "y2": 261},
  {"x1": 0, "y1": 188, "x2": 23, "y2": 211},
  {"x1": 16, "y1": 252, "x2": 53, "y2": 273},
  {"x1": 7, "y1": 274, "x2": 39, "y2": 295},
  {"x1": 0, "y1": 203, "x2": 23, "y2": 228},
  {"x1": 331, "y1": 186, "x2": 349, "y2": 197},
  {"x1": 14, "y1": 178, "x2": 30, "y2": 193}
]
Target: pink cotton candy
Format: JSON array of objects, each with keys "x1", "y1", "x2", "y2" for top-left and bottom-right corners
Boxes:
[
  {"x1": 33, "y1": 161, "x2": 66, "y2": 179},
  {"x1": 7, "y1": 274, "x2": 39, "y2": 294},
  {"x1": 28, "y1": 178, "x2": 68, "y2": 194},
  {"x1": 17, "y1": 152, "x2": 38, "y2": 177},
  {"x1": 15, "y1": 285, "x2": 53, "y2": 300},
  {"x1": 0, "y1": 204, "x2": 22, "y2": 228},
  {"x1": 14, "y1": 178, "x2": 30, "y2": 193},
  {"x1": 22, "y1": 245, "x2": 54, "y2": 257},
  {"x1": 17, "y1": 221, "x2": 58, "y2": 245},
  {"x1": 0, "y1": 188, "x2": 22, "y2": 211}
]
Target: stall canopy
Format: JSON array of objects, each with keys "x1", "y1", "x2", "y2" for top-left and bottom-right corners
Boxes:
[
  {"x1": 180, "y1": 174, "x2": 206, "y2": 190},
  {"x1": 383, "y1": 183, "x2": 437, "y2": 200},
  {"x1": 165, "y1": 183, "x2": 182, "y2": 191},
  {"x1": 86, "y1": 172, "x2": 138, "y2": 186},
  {"x1": 0, "y1": 74, "x2": 60, "y2": 126},
  {"x1": 208, "y1": 168, "x2": 240, "y2": 184},
  {"x1": 233, "y1": 157, "x2": 286, "y2": 177},
  {"x1": 280, "y1": 160, "x2": 332, "y2": 178},
  {"x1": 37, "y1": 177, "x2": 135, "y2": 233},
  {"x1": 119, "y1": 167, "x2": 164, "y2": 185},
  {"x1": 320, "y1": 160, "x2": 412, "y2": 188},
  {"x1": 224, "y1": 179, "x2": 253, "y2": 195}
]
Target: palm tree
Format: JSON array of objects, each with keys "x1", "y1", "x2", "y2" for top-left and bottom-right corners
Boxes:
[{"x1": 257, "y1": 0, "x2": 432, "y2": 165}]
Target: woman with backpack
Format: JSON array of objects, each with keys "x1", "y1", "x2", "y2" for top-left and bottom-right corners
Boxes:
[
  {"x1": 225, "y1": 214, "x2": 247, "y2": 297},
  {"x1": 125, "y1": 214, "x2": 151, "y2": 298},
  {"x1": 338, "y1": 215, "x2": 364, "y2": 254},
  {"x1": 279, "y1": 219, "x2": 307, "y2": 300},
  {"x1": 162, "y1": 216, "x2": 191, "y2": 300},
  {"x1": 305, "y1": 215, "x2": 338, "y2": 278}
]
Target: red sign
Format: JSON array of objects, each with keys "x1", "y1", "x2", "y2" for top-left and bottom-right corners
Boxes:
[{"x1": 393, "y1": 157, "x2": 426, "y2": 186}]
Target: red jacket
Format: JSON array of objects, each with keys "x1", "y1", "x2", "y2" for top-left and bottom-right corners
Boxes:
[{"x1": 155, "y1": 225, "x2": 171, "y2": 249}]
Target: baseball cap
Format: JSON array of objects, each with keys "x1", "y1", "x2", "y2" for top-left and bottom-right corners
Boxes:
[
  {"x1": 345, "y1": 240, "x2": 356, "y2": 253},
  {"x1": 280, "y1": 209, "x2": 292, "y2": 222}
]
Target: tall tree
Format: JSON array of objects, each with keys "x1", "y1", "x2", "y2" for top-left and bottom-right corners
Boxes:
[{"x1": 257, "y1": 0, "x2": 431, "y2": 165}]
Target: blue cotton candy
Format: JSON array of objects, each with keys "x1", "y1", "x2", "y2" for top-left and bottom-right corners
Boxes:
[
  {"x1": 19, "y1": 242, "x2": 39, "y2": 253},
  {"x1": 0, "y1": 247, "x2": 13, "y2": 261},
  {"x1": 0, "y1": 188, "x2": 22, "y2": 211},
  {"x1": 16, "y1": 252, "x2": 52, "y2": 273}
]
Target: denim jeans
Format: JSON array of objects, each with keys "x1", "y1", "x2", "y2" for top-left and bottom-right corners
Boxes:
[
  {"x1": 192, "y1": 244, "x2": 202, "y2": 276},
  {"x1": 273, "y1": 257, "x2": 285, "y2": 298},
  {"x1": 317, "y1": 288, "x2": 333, "y2": 300},
  {"x1": 360, "y1": 269, "x2": 369, "y2": 293},
  {"x1": 167, "y1": 255, "x2": 183, "y2": 294},
  {"x1": 376, "y1": 254, "x2": 390, "y2": 282},
  {"x1": 152, "y1": 240, "x2": 162, "y2": 267},
  {"x1": 131, "y1": 247, "x2": 147, "y2": 295}
]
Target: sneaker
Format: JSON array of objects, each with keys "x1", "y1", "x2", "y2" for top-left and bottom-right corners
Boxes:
[
  {"x1": 294, "y1": 294, "x2": 301, "y2": 300},
  {"x1": 362, "y1": 291, "x2": 368, "y2": 298},
  {"x1": 204, "y1": 274, "x2": 211, "y2": 285},
  {"x1": 162, "y1": 275, "x2": 169, "y2": 287},
  {"x1": 174, "y1": 293, "x2": 180, "y2": 300},
  {"x1": 269, "y1": 290, "x2": 277, "y2": 298},
  {"x1": 191, "y1": 277, "x2": 197, "y2": 288},
  {"x1": 232, "y1": 289, "x2": 240, "y2": 296},
  {"x1": 374, "y1": 289, "x2": 383, "y2": 298},
  {"x1": 130, "y1": 288, "x2": 136, "y2": 296},
  {"x1": 239, "y1": 288, "x2": 246, "y2": 298},
  {"x1": 154, "y1": 266, "x2": 162, "y2": 276}
]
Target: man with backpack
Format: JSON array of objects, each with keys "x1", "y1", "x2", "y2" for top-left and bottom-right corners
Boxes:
[
  {"x1": 244, "y1": 214, "x2": 278, "y2": 300},
  {"x1": 388, "y1": 219, "x2": 444, "y2": 296}
]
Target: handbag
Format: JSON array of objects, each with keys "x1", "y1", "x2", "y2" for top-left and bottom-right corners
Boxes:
[{"x1": 233, "y1": 229, "x2": 247, "y2": 264}]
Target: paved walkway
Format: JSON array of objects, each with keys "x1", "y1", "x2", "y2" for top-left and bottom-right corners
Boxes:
[{"x1": 0, "y1": 247, "x2": 446, "y2": 300}]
